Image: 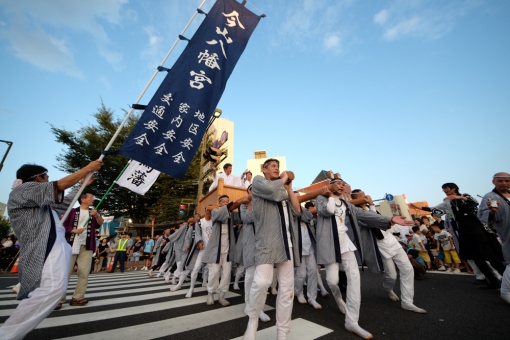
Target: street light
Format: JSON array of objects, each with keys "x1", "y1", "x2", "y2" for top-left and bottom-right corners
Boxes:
[{"x1": 0, "y1": 140, "x2": 13, "y2": 173}]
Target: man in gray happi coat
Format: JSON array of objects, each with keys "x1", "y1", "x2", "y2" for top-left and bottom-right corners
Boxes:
[
  {"x1": 202, "y1": 195, "x2": 238, "y2": 307},
  {"x1": 316, "y1": 178, "x2": 413, "y2": 340},
  {"x1": 479, "y1": 172, "x2": 510, "y2": 304},
  {"x1": 147, "y1": 228, "x2": 170, "y2": 277},
  {"x1": 171, "y1": 214, "x2": 204, "y2": 292},
  {"x1": 166, "y1": 223, "x2": 188, "y2": 284},
  {"x1": 243, "y1": 158, "x2": 301, "y2": 340}
]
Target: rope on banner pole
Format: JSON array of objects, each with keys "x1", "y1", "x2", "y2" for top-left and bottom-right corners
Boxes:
[{"x1": 59, "y1": 0, "x2": 209, "y2": 224}]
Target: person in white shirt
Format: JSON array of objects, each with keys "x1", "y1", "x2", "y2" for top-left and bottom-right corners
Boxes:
[
  {"x1": 208, "y1": 163, "x2": 243, "y2": 192},
  {"x1": 241, "y1": 170, "x2": 253, "y2": 188},
  {"x1": 351, "y1": 190, "x2": 427, "y2": 314}
]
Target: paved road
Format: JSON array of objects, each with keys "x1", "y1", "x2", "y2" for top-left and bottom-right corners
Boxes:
[{"x1": 0, "y1": 270, "x2": 508, "y2": 339}]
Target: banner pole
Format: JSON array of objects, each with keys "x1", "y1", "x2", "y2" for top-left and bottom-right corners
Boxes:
[{"x1": 60, "y1": 0, "x2": 209, "y2": 224}]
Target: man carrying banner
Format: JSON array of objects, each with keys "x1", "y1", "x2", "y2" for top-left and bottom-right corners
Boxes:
[
  {"x1": 57, "y1": 192, "x2": 104, "y2": 309},
  {"x1": 243, "y1": 159, "x2": 301, "y2": 340},
  {"x1": 0, "y1": 160, "x2": 102, "y2": 340}
]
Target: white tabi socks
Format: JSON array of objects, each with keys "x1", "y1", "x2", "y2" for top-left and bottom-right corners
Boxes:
[
  {"x1": 164, "y1": 271, "x2": 172, "y2": 284},
  {"x1": 218, "y1": 292, "x2": 230, "y2": 306},
  {"x1": 170, "y1": 273, "x2": 187, "y2": 292},
  {"x1": 401, "y1": 303, "x2": 427, "y2": 314},
  {"x1": 345, "y1": 323, "x2": 373, "y2": 340},
  {"x1": 308, "y1": 299, "x2": 322, "y2": 310},
  {"x1": 387, "y1": 290, "x2": 400, "y2": 302},
  {"x1": 185, "y1": 276, "x2": 197, "y2": 298},
  {"x1": 243, "y1": 317, "x2": 258, "y2": 340},
  {"x1": 206, "y1": 292, "x2": 215, "y2": 305},
  {"x1": 329, "y1": 284, "x2": 346, "y2": 314},
  {"x1": 156, "y1": 263, "x2": 169, "y2": 278},
  {"x1": 296, "y1": 292, "x2": 307, "y2": 304}
]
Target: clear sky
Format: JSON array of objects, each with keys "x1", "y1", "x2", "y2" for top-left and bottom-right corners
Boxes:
[{"x1": 1, "y1": 0, "x2": 509, "y2": 214}]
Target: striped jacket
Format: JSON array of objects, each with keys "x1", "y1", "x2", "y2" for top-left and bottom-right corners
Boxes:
[
  {"x1": 239, "y1": 204, "x2": 256, "y2": 268},
  {"x1": 8, "y1": 181, "x2": 64, "y2": 300},
  {"x1": 252, "y1": 175, "x2": 301, "y2": 267},
  {"x1": 315, "y1": 195, "x2": 389, "y2": 273},
  {"x1": 202, "y1": 205, "x2": 236, "y2": 264}
]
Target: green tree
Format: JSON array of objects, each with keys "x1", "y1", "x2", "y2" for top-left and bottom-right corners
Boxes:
[
  {"x1": 50, "y1": 102, "x2": 206, "y2": 224},
  {"x1": 0, "y1": 216, "x2": 12, "y2": 239}
]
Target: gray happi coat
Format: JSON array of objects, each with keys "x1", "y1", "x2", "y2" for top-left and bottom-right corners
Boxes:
[
  {"x1": 202, "y1": 205, "x2": 236, "y2": 264},
  {"x1": 184, "y1": 222, "x2": 203, "y2": 267},
  {"x1": 479, "y1": 190, "x2": 510, "y2": 263},
  {"x1": 294, "y1": 206, "x2": 317, "y2": 260},
  {"x1": 167, "y1": 225, "x2": 188, "y2": 263},
  {"x1": 8, "y1": 182, "x2": 65, "y2": 300},
  {"x1": 151, "y1": 233, "x2": 169, "y2": 266},
  {"x1": 240, "y1": 204, "x2": 256, "y2": 268},
  {"x1": 315, "y1": 195, "x2": 390, "y2": 273},
  {"x1": 252, "y1": 175, "x2": 301, "y2": 267},
  {"x1": 162, "y1": 240, "x2": 175, "y2": 266}
]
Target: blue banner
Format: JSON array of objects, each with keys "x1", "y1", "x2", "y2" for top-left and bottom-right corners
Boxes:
[{"x1": 118, "y1": 0, "x2": 260, "y2": 178}]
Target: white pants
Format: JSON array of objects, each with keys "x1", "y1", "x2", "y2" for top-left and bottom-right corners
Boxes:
[
  {"x1": 468, "y1": 259, "x2": 486, "y2": 280},
  {"x1": 501, "y1": 265, "x2": 510, "y2": 304},
  {"x1": 245, "y1": 253, "x2": 294, "y2": 335},
  {"x1": 174, "y1": 259, "x2": 184, "y2": 278},
  {"x1": 382, "y1": 250, "x2": 414, "y2": 306},
  {"x1": 207, "y1": 253, "x2": 232, "y2": 293},
  {"x1": 0, "y1": 237, "x2": 71, "y2": 340},
  {"x1": 188, "y1": 250, "x2": 205, "y2": 281},
  {"x1": 244, "y1": 265, "x2": 256, "y2": 304},
  {"x1": 325, "y1": 251, "x2": 360, "y2": 325},
  {"x1": 295, "y1": 253, "x2": 318, "y2": 301}
]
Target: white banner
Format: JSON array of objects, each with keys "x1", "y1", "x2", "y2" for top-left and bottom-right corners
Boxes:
[{"x1": 116, "y1": 161, "x2": 160, "y2": 195}]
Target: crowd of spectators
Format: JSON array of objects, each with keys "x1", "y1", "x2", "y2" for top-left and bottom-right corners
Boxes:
[{"x1": 0, "y1": 235, "x2": 19, "y2": 273}]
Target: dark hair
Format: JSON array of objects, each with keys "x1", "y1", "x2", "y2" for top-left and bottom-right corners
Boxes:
[
  {"x1": 442, "y1": 183, "x2": 460, "y2": 195},
  {"x1": 351, "y1": 189, "x2": 362, "y2": 199},
  {"x1": 16, "y1": 164, "x2": 48, "y2": 183},
  {"x1": 304, "y1": 202, "x2": 315, "y2": 209},
  {"x1": 262, "y1": 158, "x2": 279, "y2": 168},
  {"x1": 78, "y1": 192, "x2": 93, "y2": 204},
  {"x1": 223, "y1": 163, "x2": 232, "y2": 170},
  {"x1": 218, "y1": 194, "x2": 229, "y2": 202},
  {"x1": 412, "y1": 226, "x2": 420, "y2": 233},
  {"x1": 128, "y1": 233, "x2": 132, "y2": 237}
]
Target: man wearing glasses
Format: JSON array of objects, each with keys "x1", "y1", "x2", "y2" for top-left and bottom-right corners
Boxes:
[{"x1": 1, "y1": 160, "x2": 102, "y2": 339}]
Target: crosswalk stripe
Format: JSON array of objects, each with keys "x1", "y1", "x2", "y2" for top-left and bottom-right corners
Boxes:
[
  {"x1": 0, "y1": 278, "x2": 174, "y2": 306},
  {"x1": 230, "y1": 318, "x2": 334, "y2": 340},
  {"x1": 32, "y1": 291, "x2": 241, "y2": 329},
  {"x1": 55, "y1": 303, "x2": 274, "y2": 340},
  {"x1": 0, "y1": 285, "x2": 207, "y2": 317}
]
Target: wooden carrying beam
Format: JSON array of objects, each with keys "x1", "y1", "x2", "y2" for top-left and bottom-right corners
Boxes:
[{"x1": 297, "y1": 182, "x2": 342, "y2": 203}]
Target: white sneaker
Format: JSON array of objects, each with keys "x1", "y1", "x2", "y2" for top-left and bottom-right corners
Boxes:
[
  {"x1": 148, "y1": 269, "x2": 153, "y2": 277},
  {"x1": 447, "y1": 268, "x2": 453, "y2": 272},
  {"x1": 134, "y1": 267, "x2": 137, "y2": 271},
  {"x1": 453, "y1": 268, "x2": 461, "y2": 273},
  {"x1": 438, "y1": 266, "x2": 446, "y2": 271}
]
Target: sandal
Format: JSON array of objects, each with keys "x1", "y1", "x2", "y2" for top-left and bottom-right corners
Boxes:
[{"x1": 54, "y1": 303, "x2": 63, "y2": 310}]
